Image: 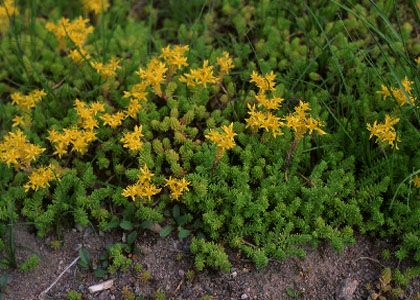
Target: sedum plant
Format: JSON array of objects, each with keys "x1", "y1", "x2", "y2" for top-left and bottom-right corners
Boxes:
[{"x1": 0, "y1": 0, "x2": 418, "y2": 276}]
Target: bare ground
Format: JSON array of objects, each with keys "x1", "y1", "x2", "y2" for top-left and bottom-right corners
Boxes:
[{"x1": 2, "y1": 225, "x2": 419, "y2": 300}]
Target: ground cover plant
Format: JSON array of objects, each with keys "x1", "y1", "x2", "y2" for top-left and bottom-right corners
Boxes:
[{"x1": 0, "y1": 0, "x2": 419, "y2": 297}]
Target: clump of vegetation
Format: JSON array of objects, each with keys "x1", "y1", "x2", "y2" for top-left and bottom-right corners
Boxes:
[
  {"x1": 66, "y1": 289, "x2": 82, "y2": 300},
  {"x1": 0, "y1": 0, "x2": 418, "y2": 285},
  {"x1": 19, "y1": 255, "x2": 40, "y2": 272}
]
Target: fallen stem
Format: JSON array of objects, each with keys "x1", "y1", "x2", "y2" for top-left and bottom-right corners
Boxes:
[{"x1": 38, "y1": 256, "x2": 80, "y2": 299}]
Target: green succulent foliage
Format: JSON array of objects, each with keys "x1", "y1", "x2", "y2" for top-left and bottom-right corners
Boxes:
[
  {"x1": 19, "y1": 254, "x2": 40, "y2": 272},
  {"x1": 66, "y1": 290, "x2": 82, "y2": 300},
  {"x1": 190, "y1": 238, "x2": 231, "y2": 272},
  {"x1": 106, "y1": 243, "x2": 132, "y2": 274},
  {"x1": 0, "y1": 0, "x2": 419, "y2": 274}
]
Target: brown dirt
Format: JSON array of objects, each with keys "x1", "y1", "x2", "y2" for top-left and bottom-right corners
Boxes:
[{"x1": 2, "y1": 225, "x2": 419, "y2": 300}]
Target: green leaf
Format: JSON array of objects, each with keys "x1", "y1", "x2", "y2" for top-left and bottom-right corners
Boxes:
[
  {"x1": 103, "y1": 217, "x2": 120, "y2": 232},
  {"x1": 94, "y1": 268, "x2": 107, "y2": 279},
  {"x1": 0, "y1": 274, "x2": 8, "y2": 288},
  {"x1": 175, "y1": 214, "x2": 189, "y2": 226},
  {"x1": 140, "y1": 220, "x2": 153, "y2": 230},
  {"x1": 159, "y1": 225, "x2": 174, "y2": 237},
  {"x1": 120, "y1": 220, "x2": 134, "y2": 231},
  {"x1": 178, "y1": 228, "x2": 190, "y2": 240},
  {"x1": 78, "y1": 248, "x2": 90, "y2": 269},
  {"x1": 127, "y1": 231, "x2": 138, "y2": 245},
  {"x1": 172, "y1": 205, "x2": 180, "y2": 218}
]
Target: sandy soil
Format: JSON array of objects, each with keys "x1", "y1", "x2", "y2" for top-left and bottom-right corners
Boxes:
[{"x1": 2, "y1": 225, "x2": 419, "y2": 300}]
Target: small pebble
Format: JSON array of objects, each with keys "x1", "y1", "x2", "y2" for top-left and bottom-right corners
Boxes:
[
  {"x1": 241, "y1": 293, "x2": 249, "y2": 299},
  {"x1": 231, "y1": 271, "x2": 238, "y2": 278},
  {"x1": 178, "y1": 269, "x2": 185, "y2": 277}
]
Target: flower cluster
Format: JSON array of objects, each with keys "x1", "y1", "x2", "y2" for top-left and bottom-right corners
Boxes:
[
  {"x1": 216, "y1": 51, "x2": 234, "y2": 77},
  {"x1": 164, "y1": 176, "x2": 190, "y2": 200},
  {"x1": 46, "y1": 17, "x2": 94, "y2": 49},
  {"x1": 179, "y1": 60, "x2": 218, "y2": 87},
  {"x1": 367, "y1": 115, "x2": 400, "y2": 149},
  {"x1": 246, "y1": 71, "x2": 284, "y2": 137},
  {"x1": 0, "y1": 0, "x2": 18, "y2": 33},
  {"x1": 250, "y1": 71, "x2": 276, "y2": 92},
  {"x1": 120, "y1": 125, "x2": 143, "y2": 152},
  {"x1": 82, "y1": 0, "x2": 109, "y2": 14},
  {"x1": 48, "y1": 128, "x2": 97, "y2": 157},
  {"x1": 68, "y1": 48, "x2": 91, "y2": 64},
  {"x1": 100, "y1": 112, "x2": 126, "y2": 128},
  {"x1": 92, "y1": 57, "x2": 121, "y2": 79},
  {"x1": 246, "y1": 104, "x2": 283, "y2": 137},
  {"x1": 138, "y1": 57, "x2": 168, "y2": 97},
  {"x1": 12, "y1": 115, "x2": 31, "y2": 128},
  {"x1": 161, "y1": 45, "x2": 189, "y2": 70},
  {"x1": 0, "y1": 130, "x2": 45, "y2": 169},
  {"x1": 123, "y1": 82, "x2": 148, "y2": 118},
  {"x1": 74, "y1": 99, "x2": 105, "y2": 130},
  {"x1": 122, "y1": 165, "x2": 162, "y2": 202},
  {"x1": 11, "y1": 89, "x2": 46, "y2": 111},
  {"x1": 124, "y1": 46, "x2": 234, "y2": 103},
  {"x1": 24, "y1": 164, "x2": 62, "y2": 192},
  {"x1": 285, "y1": 101, "x2": 326, "y2": 141},
  {"x1": 205, "y1": 123, "x2": 236, "y2": 158},
  {"x1": 378, "y1": 77, "x2": 416, "y2": 106},
  {"x1": 412, "y1": 175, "x2": 420, "y2": 188}
]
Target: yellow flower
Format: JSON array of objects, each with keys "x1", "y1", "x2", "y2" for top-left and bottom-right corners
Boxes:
[
  {"x1": 245, "y1": 104, "x2": 283, "y2": 137},
  {"x1": 24, "y1": 164, "x2": 62, "y2": 192},
  {"x1": 205, "y1": 123, "x2": 237, "y2": 158},
  {"x1": 68, "y1": 47, "x2": 90, "y2": 63},
  {"x1": 367, "y1": 115, "x2": 400, "y2": 149},
  {"x1": 46, "y1": 17, "x2": 93, "y2": 48},
  {"x1": 0, "y1": 129, "x2": 45, "y2": 169},
  {"x1": 179, "y1": 60, "x2": 218, "y2": 87},
  {"x1": 165, "y1": 176, "x2": 190, "y2": 200},
  {"x1": 250, "y1": 71, "x2": 276, "y2": 92},
  {"x1": 121, "y1": 184, "x2": 141, "y2": 201},
  {"x1": 137, "y1": 58, "x2": 167, "y2": 96},
  {"x1": 122, "y1": 165, "x2": 162, "y2": 201},
  {"x1": 161, "y1": 45, "x2": 189, "y2": 69},
  {"x1": 412, "y1": 175, "x2": 420, "y2": 188},
  {"x1": 48, "y1": 128, "x2": 72, "y2": 157},
  {"x1": 11, "y1": 89, "x2": 46, "y2": 111},
  {"x1": 138, "y1": 165, "x2": 154, "y2": 183},
  {"x1": 284, "y1": 101, "x2": 326, "y2": 141},
  {"x1": 123, "y1": 82, "x2": 149, "y2": 102},
  {"x1": 12, "y1": 115, "x2": 31, "y2": 128},
  {"x1": 82, "y1": 0, "x2": 109, "y2": 14},
  {"x1": 92, "y1": 57, "x2": 121, "y2": 79},
  {"x1": 216, "y1": 51, "x2": 234, "y2": 77},
  {"x1": 255, "y1": 93, "x2": 284, "y2": 110},
  {"x1": 71, "y1": 130, "x2": 96, "y2": 154},
  {"x1": 48, "y1": 127, "x2": 97, "y2": 157},
  {"x1": 377, "y1": 84, "x2": 391, "y2": 99},
  {"x1": 74, "y1": 99, "x2": 101, "y2": 130},
  {"x1": 0, "y1": 0, "x2": 18, "y2": 33},
  {"x1": 120, "y1": 125, "x2": 143, "y2": 152},
  {"x1": 90, "y1": 101, "x2": 105, "y2": 113},
  {"x1": 377, "y1": 77, "x2": 415, "y2": 106},
  {"x1": 101, "y1": 112, "x2": 125, "y2": 128},
  {"x1": 125, "y1": 99, "x2": 142, "y2": 119}
]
